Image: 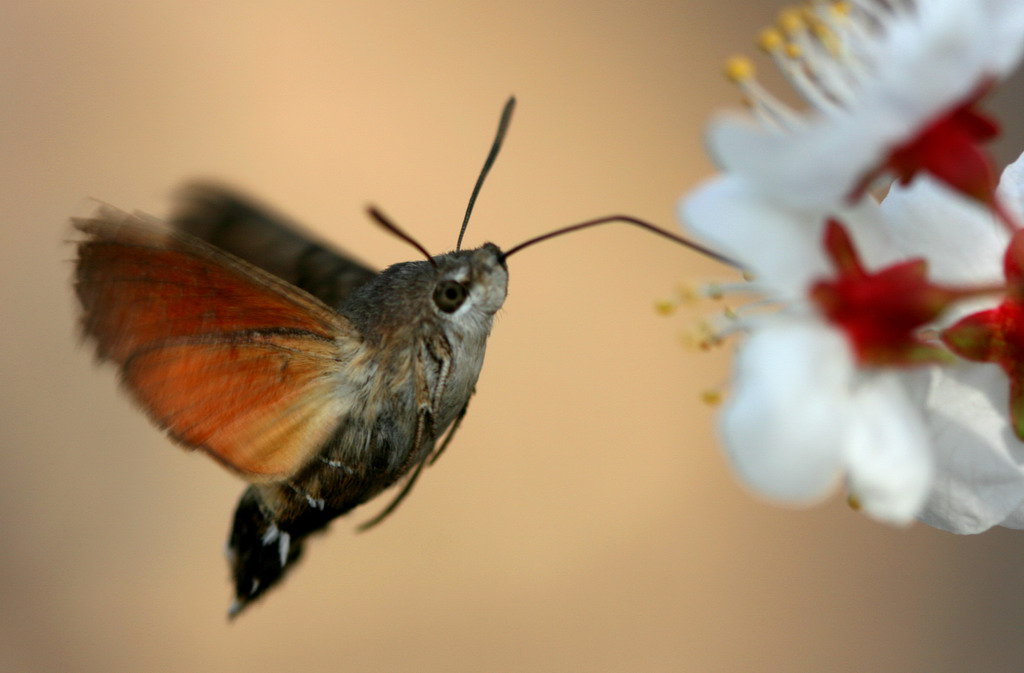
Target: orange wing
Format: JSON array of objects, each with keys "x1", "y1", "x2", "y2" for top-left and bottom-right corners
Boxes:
[{"x1": 74, "y1": 206, "x2": 362, "y2": 480}]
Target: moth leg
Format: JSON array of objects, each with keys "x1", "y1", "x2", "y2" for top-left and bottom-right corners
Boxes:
[
  {"x1": 429, "y1": 399, "x2": 470, "y2": 466},
  {"x1": 357, "y1": 408, "x2": 435, "y2": 532},
  {"x1": 426, "y1": 335, "x2": 454, "y2": 411},
  {"x1": 358, "y1": 334, "x2": 462, "y2": 532}
]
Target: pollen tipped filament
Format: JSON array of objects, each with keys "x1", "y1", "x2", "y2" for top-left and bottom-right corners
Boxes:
[{"x1": 722, "y1": 0, "x2": 1014, "y2": 220}]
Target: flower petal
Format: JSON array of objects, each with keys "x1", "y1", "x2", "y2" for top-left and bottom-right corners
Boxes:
[
  {"x1": 881, "y1": 175, "x2": 1008, "y2": 286},
  {"x1": 996, "y1": 150, "x2": 1024, "y2": 223},
  {"x1": 995, "y1": 503, "x2": 1024, "y2": 530},
  {"x1": 911, "y1": 364, "x2": 1024, "y2": 533},
  {"x1": 719, "y1": 319, "x2": 853, "y2": 503},
  {"x1": 707, "y1": 0, "x2": 1024, "y2": 211},
  {"x1": 979, "y1": 0, "x2": 1024, "y2": 74},
  {"x1": 842, "y1": 373, "x2": 933, "y2": 525},
  {"x1": 680, "y1": 175, "x2": 831, "y2": 298},
  {"x1": 707, "y1": 112, "x2": 882, "y2": 209},
  {"x1": 868, "y1": 0, "x2": 991, "y2": 129},
  {"x1": 681, "y1": 176, "x2": 899, "y2": 297}
]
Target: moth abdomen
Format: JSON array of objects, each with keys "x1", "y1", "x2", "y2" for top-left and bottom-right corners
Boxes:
[{"x1": 226, "y1": 487, "x2": 308, "y2": 618}]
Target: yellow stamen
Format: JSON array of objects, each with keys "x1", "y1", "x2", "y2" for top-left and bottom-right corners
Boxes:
[
  {"x1": 847, "y1": 494, "x2": 862, "y2": 511},
  {"x1": 784, "y1": 42, "x2": 803, "y2": 59},
  {"x1": 779, "y1": 7, "x2": 805, "y2": 35},
  {"x1": 758, "y1": 27, "x2": 785, "y2": 52},
  {"x1": 674, "y1": 283, "x2": 701, "y2": 305},
  {"x1": 696, "y1": 323, "x2": 723, "y2": 350},
  {"x1": 701, "y1": 390, "x2": 724, "y2": 406},
  {"x1": 680, "y1": 320, "x2": 724, "y2": 352},
  {"x1": 654, "y1": 300, "x2": 676, "y2": 316},
  {"x1": 811, "y1": 21, "x2": 840, "y2": 55},
  {"x1": 831, "y1": 1, "x2": 851, "y2": 16},
  {"x1": 724, "y1": 55, "x2": 755, "y2": 83},
  {"x1": 679, "y1": 331, "x2": 706, "y2": 352}
]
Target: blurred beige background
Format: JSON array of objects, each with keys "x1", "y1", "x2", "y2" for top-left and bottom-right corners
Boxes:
[{"x1": 4, "y1": 1, "x2": 1024, "y2": 671}]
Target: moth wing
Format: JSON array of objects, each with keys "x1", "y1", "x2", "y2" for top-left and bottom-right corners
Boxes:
[
  {"x1": 170, "y1": 182, "x2": 377, "y2": 308},
  {"x1": 74, "y1": 206, "x2": 363, "y2": 480}
]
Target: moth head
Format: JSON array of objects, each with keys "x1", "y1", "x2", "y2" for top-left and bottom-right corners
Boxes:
[
  {"x1": 431, "y1": 243, "x2": 507, "y2": 319},
  {"x1": 341, "y1": 245, "x2": 506, "y2": 344}
]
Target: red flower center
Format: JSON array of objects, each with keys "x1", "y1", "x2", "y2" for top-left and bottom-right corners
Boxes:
[
  {"x1": 943, "y1": 230, "x2": 1024, "y2": 438},
  {"x1": 888, "y1": 96, "x2": 999, "y2": 203},
  {"x1": 811, "y1": 220, "x2": 976, "y2": 366},
  {"x1": 851, "y1": 85, "x2": 1015, "y2": 230}
]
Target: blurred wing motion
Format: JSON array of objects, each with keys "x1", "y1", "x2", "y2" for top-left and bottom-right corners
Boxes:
[
  {"x1": 74, "y1": 206, "x2": 360, "y2": 480},
  {"x1": 170, "y1": 182, "x2": 377, "y2": 308}
]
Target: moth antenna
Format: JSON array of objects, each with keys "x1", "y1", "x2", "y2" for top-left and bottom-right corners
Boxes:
[
  {"x1": 500, "y1": 215, "x2": 740, "y2": 268},
  {"x1": 456, "y1": 96, "x2": 516, "y2": 252},
  {"x1": 367, "y1": 206, "x2": 438, "y2": 269}
]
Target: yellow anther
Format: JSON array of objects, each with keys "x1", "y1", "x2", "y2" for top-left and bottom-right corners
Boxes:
[
  {"x1": 724, "y1": 55, "x2": 755, "y2": 82},
  {"x1": 811, "y1": 21, "x2": 840, "y2": 55},
  {"x1": 674, "y1": 283, "x2": 700, "y2": 305},
  {"x1": 701, "y1": 390, "x2": 724, "y2": 406},
  {"x1": 654, "y1": 300, "x2": 676, "y2": 316},
  {"x1": 831, "y1": 0, "x2": 851, "y2": 16},
  {"x1": 681, "y1": 320, "x2": 719, "y2": 352},
  {"x1": 697, "y1": 335, "x2": 725, "y2": 351},
  {"x1": 758, "y1": 27, "x2": 785, "y2": 52},
  {"x1": 723, "y1": 306, "x2": 738, "y2": 320},
  {"x1": 784, "y1": 42, "x2": 803, "y2": 59},
  {"x1": 846, "y1": 494, "x2": 862, "y2": 511},
  {"x1": 695, "y1": 322, "x2": 723, "y2": 351},
  {"x1": 778, "y1": 7, "x2": 805, "y2": 35},
  {"x1": 680, "y1": 331, "x2": 710, "y2": 352}
]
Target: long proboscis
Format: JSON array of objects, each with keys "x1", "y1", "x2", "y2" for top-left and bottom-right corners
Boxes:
[{"x1": 500, "y1": 215, "x2": 739, "y2": 268}]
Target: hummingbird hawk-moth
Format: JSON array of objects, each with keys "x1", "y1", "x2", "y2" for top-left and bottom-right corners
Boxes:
[{"x1": 73, "y1": 98, "x2": 725, "y2": 617}]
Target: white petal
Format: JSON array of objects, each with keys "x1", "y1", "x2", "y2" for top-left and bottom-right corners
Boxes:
[
  {"x1": 720, "y1": 319, "x2": 853, "y2": 503},
  {"x1": 996, "y1": 150, "x2": 1024, "y2": 224},
  {"x1": 707, "y1": 112, "x2": 882, "y2": 209},
  {"x1": 869, "y1": 1, "x2": 990, "y2": 127},
  {"x1": 979, "y1": 0, "x2": 1024, "y2": 74},
  {"x1": 707, "y1": 0, "x2": 1020, "y2": 213},
  {"x1": 912, "y1": 364, "x2": 1024, "y2": 533},
  {"x1": 995, "y1": 503, "x2": 1024, "y2": 530},
  {"x1": 681, "y1": 176, "x2": 903, "y2": 300},
  {"x1": 830, "y1": 197, "x2": 902, "y2": 270},
  {"x1": 881, "y1": 175, "x2": 1008, "y2": 286},
  {"x1": 680, "y1": 175, "x2": 830, "y2": 299},
  {"x1": 842, "y1": 373, "x2": 933, "y2": 525}
]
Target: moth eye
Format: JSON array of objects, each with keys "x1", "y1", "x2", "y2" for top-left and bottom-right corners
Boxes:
[{"x1": 433, "y1": 280, "x2": 468, "y2": 313}]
